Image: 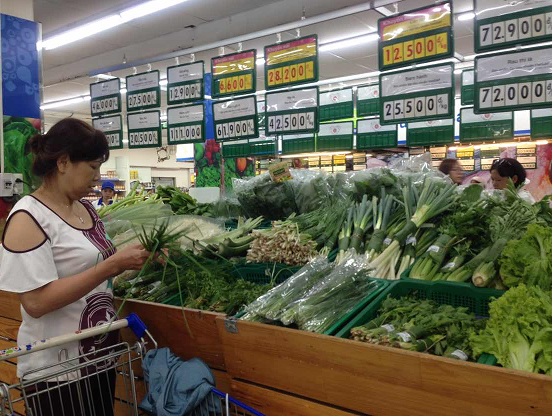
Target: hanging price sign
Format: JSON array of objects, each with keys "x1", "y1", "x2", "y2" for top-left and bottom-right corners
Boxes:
[
  {"x1": 264, "y1": 35, "x2": 318, "y2": 90},
  {"x1": 356, "y1": 118, "x2": 398, "y2": 149},
  {"x1": 530, "y1": 108, "x2": 552, "y2": 139},
  {"x1": 357, "y1": 84, "x2": 381, "y2": 117},
  {"x1": 166, "y1": 104, "x2": 205, "y2": 145},
  {"x1": 213, "y1": 95, "x2": 258, "y2": 142},
  {"x1": 461, "y1": 70, "x2": 474, "y2": 106},
  {"x1": 474, "y1": 46, "x2": 552, "y2": 113},
  {"x1": 317, "y1": 122, "x2": 353, "y2": 151},
  {"x1": 211, "y1": 50, "x2": 256, "y2": 98},
  {"x1": 378, "y1": 1, "x2": 453, "y2": 71},
  {"x1": 281, "y1": 133, "x2": 316, "y2": 154},
  {"x1": 379, "y1": 63, "x2": 454, "y2": 124},
  {"x1": 166, "y1": 61, "x2": 204, "y2": 105},
  {"x1": 90, "y1": 78, "x2": 121, "y2": 117},
  {"x1": 93, "y1": 114, "x2": 123, "y2": 149},
  {"x1": 265, "y1": 87, "x2": 319, "y2": 135},
  {"x1": 126, "y1": 71, "x2": 161, "y2": 112},
  {"x1": 474, "y1": 0, "x2": 552, "y2": 52},
  {"x1": 127, "y1": 111, "x2": 162, "y2": 149},
  {"x1": 407, "y1": 119, "x2": 454, "y2": 147},
  {"x1": 460, "y1": 108, "x2": 513, "y2": 142},
  {"x1": 319, "y1": 88, "x2": 353, "y2": 121}
]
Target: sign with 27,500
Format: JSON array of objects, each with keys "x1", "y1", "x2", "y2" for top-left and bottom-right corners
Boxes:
[
  {"x1": 90, "y1": 78, "x2": 121, "y2": 117},
  {"x1": 379, "y1": 63, "x2": 454, "y2": 124},
  {"x1": 126, "y1": 70, "x2": 161, "y2": 112},
  {"x1": 213, "y1": 96, "x2": 258, "y2": 142}
]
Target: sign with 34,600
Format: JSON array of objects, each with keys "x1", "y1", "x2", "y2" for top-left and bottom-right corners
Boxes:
[
  {"x1": 126, "y1": 70, "x2": 161, "y2": 112},
  {"x1": 90, "y1": 78, "x2": 121, "y2": 117},
  {"x1": 127, "y1": 111, "x2": 162, "y2": 149}
]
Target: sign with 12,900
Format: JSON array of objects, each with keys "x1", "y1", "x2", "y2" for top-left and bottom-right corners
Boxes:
[
  {"x1": 90, "y1": 78, "x2": 121, "y2": 117},
  {"x1": 265, "y1": 87, "x2": 319, "y2": 135},
  {"x1": 167, "y1": 104, "x2": 205, "y2": 145},
  {"x1": 213, "y1": 96, "x2": 258, "y2": 142},
  {"x1": 166, "y1": 61, "x2": 204, "y2": 105},
  {"x1": 126, "y1": 70, "x2": 161, "y2": 112},
  {"x1": 127, "y1": 111, "x2": 162, "y2": 149},
  {"x1": 379, "y1": 64, "x2": 454, "y2": 124},
  {"x1": 474, "y1": 46, "x2": 552, "y2": 113},
  {"x1": 474, "y1": 0, "x2": 552, "y2": 52},
  {"x1": 93, "y1": 114, "x2": 123, "y2": 149}
]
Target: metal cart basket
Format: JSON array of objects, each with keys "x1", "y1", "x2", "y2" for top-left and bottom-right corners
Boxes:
[
  {"x1": 0, "y1": 313, "x2": 155, "y2": 416},
  {"x1": 191, "y1": 387, "x2": 264, "y2": 416}
]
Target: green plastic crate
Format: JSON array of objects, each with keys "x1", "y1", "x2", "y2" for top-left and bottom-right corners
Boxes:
[
  {"x1": 335, "y1": 279, "x2": 505, "y2": 339},
  {"x1": 316, "y1": 135, "x2": 353, "y2": 152},
  {"x1": 282, "y1": 137, "x2": 315, "y2": 154},
  {"x1": 230, "y1": 262, "x2": 301, "y2": 285}
]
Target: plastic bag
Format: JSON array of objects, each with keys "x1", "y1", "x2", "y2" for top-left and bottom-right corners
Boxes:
[{"x1": 289, "y1": 169, "x2": 332, "y2": 214}]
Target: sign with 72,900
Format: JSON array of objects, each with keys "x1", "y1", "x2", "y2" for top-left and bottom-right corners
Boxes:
[{"x1": 127, "y1": 111, "x2": 162, "y2": 149}]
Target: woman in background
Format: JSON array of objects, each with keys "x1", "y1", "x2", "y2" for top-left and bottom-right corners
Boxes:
[
  {"x1": 438, "y1": 158, "x2": 464, "y2": 185},
  {"x1": 490, "y1": 157, "x2": 535, "y2": 203}
]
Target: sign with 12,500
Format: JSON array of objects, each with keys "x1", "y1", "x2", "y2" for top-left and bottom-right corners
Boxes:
[
  {"x1": 264, "y1": 35, "x2": 318, "y2": 90},
  {"x1": 90, "y1": 78, "x2": 121, "y2": 117},
  {"x1": 166, "y1": 61, "x2": 204, "y2": 105},
  {"x1": 211, "y1": 50, "x2": 256, "y2": 98},
  {"x1": 474, "y1": 0, "x2": 551, "y2": 52},
  {"x1": 378, "y1": 1, "x2": 453, "y2": 71},
  {"x1": 127, "y1": 110, "x2": 162, "y2": 149},
  {"x1": 93, "y1": 114, "x2": 123, "y2": 149},
  {"x1": 474, "y1": 46, "x2": 552, "y2": 113},
  {"x1": 167, "y1": 104, "x2": 205, "y2": 145},
  {"x1": 213, "y1": 95, "x2": 258, "y2": 142},
  {"x1": 379, "y1": 63, "x2": 454, "y2": 124},
  {"x1": 265, "y1": 87, "x2": 319, "y2": 135},
  {"x1": 126, "y1": 70, "x2": 161, "y2": 112}
]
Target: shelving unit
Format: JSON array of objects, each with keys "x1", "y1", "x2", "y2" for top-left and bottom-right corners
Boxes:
[{"x1": 84, "y1": 177, "x2": 127, "y2": 202}]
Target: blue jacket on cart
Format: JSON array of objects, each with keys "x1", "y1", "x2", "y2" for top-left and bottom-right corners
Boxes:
[{"x1": 140, "y1": 347, "x2": 220, "y2": 415}]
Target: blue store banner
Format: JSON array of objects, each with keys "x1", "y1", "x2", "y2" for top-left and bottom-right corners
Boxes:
[{"x1": 2, "y1": 14, "x2": 41, "y2": 119}]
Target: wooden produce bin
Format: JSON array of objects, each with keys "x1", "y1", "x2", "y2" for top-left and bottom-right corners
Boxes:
[{"x1": 216, "y1": 317, "x2": 552, "y2": 416}]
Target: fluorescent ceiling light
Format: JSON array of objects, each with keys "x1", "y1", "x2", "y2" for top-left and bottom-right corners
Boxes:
[
  {"x1": 256, "y1": 58, "x2": 265, "y2": 66},
  {"x1": 375, "y1": 6, "x2": 394, "y2": 16},
  {"x1": 42, "y1": 0, "x2": 189, "y2": 50},
  {"x1": 454, "y1": 69, "x2": 463, "y2": 74},
  {"x1": 319, "y1": 33, "x2": 379, "y2": 52},
  {"x1": 40, "y1": 95, "x2": 90, "y2": 110},
  {"x1": 457, "y1": 12, "x2": 475, "y2": 21}
]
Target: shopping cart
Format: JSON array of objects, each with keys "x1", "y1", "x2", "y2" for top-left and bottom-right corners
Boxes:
[
  {"x1": 191, "y1": 387, "x2": 264, "y2": 416},
  {"x1": 0, "y1": 313, "x2": 156, "y2": 416}
]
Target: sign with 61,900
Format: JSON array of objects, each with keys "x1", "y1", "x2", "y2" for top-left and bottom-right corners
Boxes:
[
  {"x1": 213, "y1": 96, "x2": 258, "y2": 142},
  {"x1": 127, "y1": 111, "x2": 162, "y2": 149},
  {"x1": 126, "y1": 70, "x2": 161, "y2": 112}
]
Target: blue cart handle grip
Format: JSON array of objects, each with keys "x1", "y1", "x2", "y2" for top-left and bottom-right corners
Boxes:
[{"x1": 126, "y1": 313, "x2": 148, "y2": 339}]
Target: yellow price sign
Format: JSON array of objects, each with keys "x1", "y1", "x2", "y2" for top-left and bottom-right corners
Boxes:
[{"x1": 379, "y1": 2, "x2": 451, "y2": 41}]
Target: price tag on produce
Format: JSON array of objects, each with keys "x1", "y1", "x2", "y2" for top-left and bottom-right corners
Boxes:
[
  {"x1": 93, "y1": 114, "x2": 123, "y2": 149},
  {"x1": 460, "y1": 108, "x2": 514, "y2": 142},
  {"x1": 378, "y1": 1, "x2": 453, "y2": 71},
  {"x1": 265, "y1": 87, "x2": 319, "y2": 135},
  {"x1": 90, "y1": 78, "x2": 121, "y2": 117},
  {"x1": 126, "y1": 70, "x2": 161, "y2": 112},
  {"x1": 126, "y1": 111, "x2": 162, "y2": 149},
  {"x1": 166, "y1": 61, "x2": 204, "y2": 105},
  {"x1": 379, "y1": 64, "x2": 454, "y2": 125},
  {"x1": 268, "y1": 161, "x2": 292, "y2": 182},
  {"x1": 166, "y1": 104, "x2": 205, "y2": 145},
  {"x1": 381, "y1": 324, "x2": 395, "y2": 332},
  {"x1": 396, "y1": 332, "x2": 413, "y2": 342},
  {"x1": 474, "y1": 46, "x2": 552, "y2": 113},
  {"x1": 474, "y1": 0, "x2": 552, "y2": 52},
  {"x1": 211, "y1": 50, "x2": 256, "y2": 98},
  {"x1": 461, "y1": 70, "x2": 475, "y2": 106},
  {"x1": 450, "y1": 349, "x2": 469, "y2": 361},
  {"x1": 264, "y1": 35, "x2": 318, "y2": 90},
  {"x1": 212, "y1": 95, "x2": 258, "y2": 142}
]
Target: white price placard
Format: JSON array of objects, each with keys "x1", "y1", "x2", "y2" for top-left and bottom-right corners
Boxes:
[
  {"x1": 127, "y1": 111, "x2": 160, "y2": 130},
  {"x1": 318, "y1": 122, "x2": 352, "y2": 137},
  {"x1": 475, "y1": 0, "x2": 550, "y2": 21},
  {"x1": 93, "y1": 115, "x2": 122, "y2": 132},
  {"x1": 383, "y1": 93, "x2": 450, "y2": 122},
  {"x1": 462, "y1": 70, "x2": 474, "y2": 87},
  {"x1": 168, "y1": 83, "x2": 202, "y2": 102},
  {"x1": 168, "y1": 125, "x2": 202, "y2": 143},
  {"x1": 215, "y1": 119, "x2": 256, "y2": 140},
  {"x1": 266, "y1": 88, "x2": 318, "y2": 112},
  {"x1": 90, "y1": 79, "x2": 120, "y2": 99},
  {"x1": 476, "y1": 48, "x2": 552, "y2": 83},
  {"x1": 127, "y1": 90, "x2": 158, "y2": 109},
  {"x1": 167, "y1": 62, "x2": 203, "y2": 84},
  {"x1": 320, "y1": 89, "x2": 353, "y2": 106},
  {"x1": 129, "y1": 131, "x2": 159, "y2": 146},
  {"x1": 532, "y1": 108, "x2": 552, "y2": 118},
  {"x1": 461, "y1": 108, "x2": 512, "y2": 123},
  {"x1": 126, "y1": 71, "x2": 160, "y2": 92},
  {"x1": 213, "y1": 96, "x2": 256, "y2": 121},
  {"x1": 357, "y1": 85, "x2": 380, "y2": 101},
  {"x1": 380, "y1": 65, "x2": 453, "y2": 97},
  {"x1": 357, "y1": 119, "x2": 397, "y2": 134},
  {"x1": 91, "y1": 96, "x2": 119, "y2": 114},
  {"x1": 408, "y1": 119, "x2": 454, "y2": 130},
  {"x1": 167, "y1": 105, "x2": 204, "y2": 124}
]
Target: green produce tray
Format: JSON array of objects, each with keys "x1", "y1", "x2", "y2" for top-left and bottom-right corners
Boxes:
[
  {"x1": 230, "y1": 262, "x2": 301, "y2": 285},
  {"x1": 335, "y1": 279, "x2": 504, "y2": 339},
  {"x1": 223, "y1": 218, "x2": 272, "y2": 230}
]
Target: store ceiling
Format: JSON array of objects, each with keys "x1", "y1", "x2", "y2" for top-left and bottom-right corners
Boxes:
[{"x1": 34, "y1": 0, "x2": 476, "y2": 131}]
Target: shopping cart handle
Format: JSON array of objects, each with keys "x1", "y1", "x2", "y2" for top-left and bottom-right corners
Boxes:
[{"x1": 126, "y1": 313, "x2": 148, "y2": 339}]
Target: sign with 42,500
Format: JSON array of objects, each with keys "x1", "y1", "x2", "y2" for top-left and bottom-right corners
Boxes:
[{"x1": 126, "y1": 70, "x2": 161, "y2": 112}]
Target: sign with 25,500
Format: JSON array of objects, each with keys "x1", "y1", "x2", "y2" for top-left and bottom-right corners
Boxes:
[
  {"x1": 90, "y1": 78, "x2": 121, "y2": 117},
  {"x1": 126, "y1": 70, "x2": 161, "y2": 112}
]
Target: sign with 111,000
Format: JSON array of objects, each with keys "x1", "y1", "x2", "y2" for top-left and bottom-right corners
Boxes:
[
  {"x1": 474, "y1": 46, "x2": 552, "y2": 113},
  {"x1": 379, "y1": 63, "x2": 454, "y2": 124},
  {"x1": 126, "y1": 70, "x2": 161, "y2": 112},
  {"x1": 213, "y1": 96, "x2": 258, "y2": 142},
  {"x1": 167, "y1": 104, "x2": 205, "y2": 145},
  {"x1": 211, "y1": 50, "x2": 256, "y2": 98},
  {"x1": 474, "y1": 0, "x2": 552, "y2": 52},
  {"x1": 127, "y1": 110, "x2": 162, "y2": 149},
  {"x1": 378, "y1": 2, "x2": 453, "y2": 71},
  {"x1": 90, "y1": 78, "x2": 121, "y2": 117},
  {"x1": 93, "y1": 115, "x2": 123, "y2": 149},
  {"x1": 166, "y1": 61, "x2": 204, "y2": 105},
  {"x1": 265, "y1": 87, "x2": 319, "y2": 135}
]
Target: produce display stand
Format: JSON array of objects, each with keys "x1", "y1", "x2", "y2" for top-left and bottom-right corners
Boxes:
[{"x1": 216, "y1": 316, "x2": 551, "y2": 416}]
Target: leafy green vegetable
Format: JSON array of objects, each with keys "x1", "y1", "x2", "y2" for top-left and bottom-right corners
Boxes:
[
  {"x1": 499, "y1": 223, "x2": 552, "y2": 290},
  {"x1": 469, "y1": 284, "x2": 552, "y2": 375}
]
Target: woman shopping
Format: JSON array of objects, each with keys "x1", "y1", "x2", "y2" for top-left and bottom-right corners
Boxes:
[
  {"x1": 0, "y1": 118, "x2": 153, "y2": 415},
  {"x1": 438, "y1": 158, "x2": 464, "y2": 185},
  {"x1": 490, "y1": 157, "x2": 535, "y2": 203}
]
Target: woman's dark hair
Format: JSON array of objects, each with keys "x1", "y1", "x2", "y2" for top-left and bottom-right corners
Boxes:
[
  {"x1": 438, "y1": 158, "x2": 459, "y2": 175},
  {"x1": 26, "y1": 118, "x2": 109, "y2": 178},
  {"x1": 490, "y1": 157, "x2": 526, "y2": 187}
]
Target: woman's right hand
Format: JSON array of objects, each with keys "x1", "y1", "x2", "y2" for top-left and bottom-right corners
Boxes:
[{"x1": 108, "y1": 243, "x2": 151, "y2": 274}]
